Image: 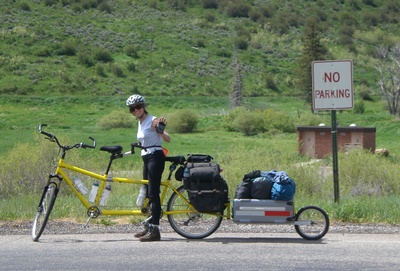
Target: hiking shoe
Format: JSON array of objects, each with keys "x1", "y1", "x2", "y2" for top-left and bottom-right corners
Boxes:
[
  {"x1": 134, "y1": 225, "x2": 149, "y2": 238},
  {"x1": 139, "y1": 226, "x2": 160, "y2": 242},
  {"x1": 134, "y1": 229, "x2": 148, "y2": 238}
]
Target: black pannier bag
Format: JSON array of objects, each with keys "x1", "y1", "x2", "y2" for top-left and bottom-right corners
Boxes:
[
  {"x1": 184, "y1": 154, "x2": 228, "y2": 213},
  {"x1": 234, "y1": 170, "x2": 261, "y2": 199},
  {"x1": 187, "y1": 154, "x2": 213, "y2": 163}
]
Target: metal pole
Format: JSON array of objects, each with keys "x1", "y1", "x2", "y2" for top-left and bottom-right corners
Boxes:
[{"x1": 331, "y1": 110, "x2": 339, "y2": 202}]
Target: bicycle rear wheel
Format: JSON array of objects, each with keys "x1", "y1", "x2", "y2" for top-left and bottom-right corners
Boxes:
[
  {"x1": 167, "y1": 185, "x2": 223, "y2": 239},
  {"x1": 32, "y1": 182, "x2": 58, "y2": 241},
  {"x1": 294, "y1": 206, "x2": 329, "y2": 240}
]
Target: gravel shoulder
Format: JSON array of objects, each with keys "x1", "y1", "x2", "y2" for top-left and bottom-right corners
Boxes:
[{"x1": 1, "y1": 219, "x2": 399, "y2": 236}]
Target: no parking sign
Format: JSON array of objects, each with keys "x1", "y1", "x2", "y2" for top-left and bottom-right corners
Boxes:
[{"x1": 312, "y1": 60, "x2": 353, "y2": 111}]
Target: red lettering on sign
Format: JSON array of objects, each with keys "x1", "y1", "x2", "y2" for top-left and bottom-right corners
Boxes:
[
  {"x1": 324, "y1": 72, "x2": 340, "y2": 83},
  {"x1": 315, "y1": 89, "x2": 350, "y2": 99}
]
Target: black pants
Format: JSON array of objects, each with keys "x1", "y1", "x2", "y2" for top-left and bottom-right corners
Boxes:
[{"x1": 142, "y1": 150, "x2": 165, "y2": 225}]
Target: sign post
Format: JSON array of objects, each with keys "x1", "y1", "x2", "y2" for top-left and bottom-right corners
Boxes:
[{"x1": 312, "y1": 60, "x2": 353, "y2": 203}]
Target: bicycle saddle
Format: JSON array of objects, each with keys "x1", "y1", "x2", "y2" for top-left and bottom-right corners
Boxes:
[{"x1": 100, "y1": 145, "x2": 123, "y2": 154}]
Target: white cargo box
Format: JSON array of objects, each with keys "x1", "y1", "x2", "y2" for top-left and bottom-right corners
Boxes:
[{"x1": 232, "y1": 199, "x2": 294, "y2": 223}]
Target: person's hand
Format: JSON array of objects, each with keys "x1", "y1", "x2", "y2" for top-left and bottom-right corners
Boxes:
[{"x1": 156, "y1": 117, "x2": 167, "y2": 134}]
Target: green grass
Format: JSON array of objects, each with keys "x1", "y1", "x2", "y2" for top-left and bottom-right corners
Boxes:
[
  {"x1": 2, "y1": 1, "x2": 400, "y2": 98},
  {"x1": 1, "y1": 94, "x2": 400, "y2": 225}
]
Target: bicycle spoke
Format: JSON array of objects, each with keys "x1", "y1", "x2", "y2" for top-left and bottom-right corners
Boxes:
[{"x1": 167, "y1": 185, "x2": 222, "y2": 239}]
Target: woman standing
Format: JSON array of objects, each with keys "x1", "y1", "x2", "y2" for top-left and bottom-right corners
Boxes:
[{"x1": 126, "y1": 94, "x2": 171, "y2": 242}]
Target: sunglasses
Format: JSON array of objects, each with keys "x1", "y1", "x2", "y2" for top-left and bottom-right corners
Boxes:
[{"x1": 129, "y1": 104, "x2": 143, "y2": 113}]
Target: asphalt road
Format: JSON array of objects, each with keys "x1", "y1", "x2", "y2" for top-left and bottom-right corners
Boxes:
[{"x1": 1, "y1": 232, "x2": 399, "y2": 271}]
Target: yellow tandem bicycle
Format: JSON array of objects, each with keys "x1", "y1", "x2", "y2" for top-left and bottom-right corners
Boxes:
[{"x1": 32, "y1": 124, "x2": 329, "y2": 241}]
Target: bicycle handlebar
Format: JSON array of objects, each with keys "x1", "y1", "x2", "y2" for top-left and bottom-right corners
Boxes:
[
  {"x1": 39, "y1": 124, "x2": 96, "y2": 150},
  {"x1": 130, "y1": 142, "x2": 146, "y2": 154}
]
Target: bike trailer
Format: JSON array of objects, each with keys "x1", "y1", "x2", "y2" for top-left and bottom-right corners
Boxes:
[{"x1": 232, "y1": 199, "x2": 294, "y2": 223}]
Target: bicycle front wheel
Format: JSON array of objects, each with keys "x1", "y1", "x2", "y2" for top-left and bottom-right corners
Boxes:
[
  {"x1": 294, "y1": 206, "x2": 329, "y2": 240},
  {"x1": 167, "y1": 185, "x2": 223, "y2": 239},
  {"x1": 32, "y1": 182, "x2": 58, "y2": 241}
]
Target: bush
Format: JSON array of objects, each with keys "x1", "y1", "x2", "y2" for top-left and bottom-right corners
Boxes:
[
  {"x1": 234, "y1": 36, "x2": 248, "y2": 50},
  {"x1": 0, "y1": 135, "x2": 101, "y2": 198},
  {"x1": 44, "y1": 0, "x2": 58, "y2": 6},
  {"x1": 204, "y1": 13, "x2": 216, "y2": 23},
  {"x1": 125, "y1": 45, "x2": 139, "y2": 58},
  {"x1": 263, "y1": 109, "x2": 295, "y2": 133},
  {"x1": 168, "y1": 109, "x2": 199, "y2": 133},
  {"x1": 353, "y1": 100, "x2": 365, "y2": 114},
  {"x1": 95, "y1": 63, "x2": 107, "y2": 77},
  {"x1": 60, "y1": 39, "x2": 76, "y2": 56},
  {"x1": 223, "y1": 107, "x2": 263, "y2": 135},
  {"x1": 202, "y1": 0, "x2": 218, "y2": 9},
  {"x1": 93, "y1": 47, "x2": 113, "y2": 63},
  {"x1": 20, "y1": 2, "x2": 31, "y2": 11},
  {"x1": 98, "y1": 110, "x2": 134, "y2": 129},
  {"x1": 35, "y1": 47, "x2": 52, "y2": 57},
  {"x1": 225, "y1": 1, "x2": 251, "y2": 18},
  {"x1": 127, "y1": 62, "x2": 136, "y2": 73},
  {"x1": 223, "y1": 107, "x2": 295, "y2": 135},
  {"x1": 233, "y1": 110, "x2": 264, "y2": 136},
  {"x1": 98, "y1": 1, "x2": 113, "y2": 13},
  {"x1": 110, "y1": 63, "x2": 124, "y2": 77},
  {"x1": 77, "y1": 50, "x2": 94, "y2": 67}
]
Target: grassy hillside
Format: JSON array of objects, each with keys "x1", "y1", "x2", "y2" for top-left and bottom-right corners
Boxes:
[{"x1": 1, "y1": 0, "x2": 400, "y2": 98}]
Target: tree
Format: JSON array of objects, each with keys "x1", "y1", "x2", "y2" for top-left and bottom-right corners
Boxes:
[
  {"x1": 230, "y1": 52, "x2": 243, "y2": 109},
  {"x1": 375, "y1": 44, "x2": 400, "y2": 115},
  {"x1": 297, "y1": 18, "x2": 329, "y2": 110}
]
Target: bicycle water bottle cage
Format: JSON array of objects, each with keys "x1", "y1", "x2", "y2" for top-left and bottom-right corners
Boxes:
[{"x1": 100, "y1": 145, "x2": 123, "y2": 155}]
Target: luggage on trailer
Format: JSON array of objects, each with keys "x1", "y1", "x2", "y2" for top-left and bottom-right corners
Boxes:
[
  {"x1": 234, "y1": 170, "x2": 296, "y2": 201},
  {"x1": 183, "y1": 154, "x2": 228, "y2": 213}
]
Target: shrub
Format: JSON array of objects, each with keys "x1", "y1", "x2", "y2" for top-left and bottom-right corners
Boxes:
[
  {"x1": 77, "y1": 50, "x2": 94, "y2": 67},
  {"x1": 110, "y1": 63, "x2": 124, "y2": 77},
  {"x1": 195, "y1": 38, "x2": 206, "y2": 48},
  {"x1": 223, "y1": 107, "x2": 247, "y2": 132},
  {"x1": 125, "y1": 45, "x2": 139, "y2": 58},
  {"x1": 353, "y1": 100, "x2": 365, "y2": 114},
  {"x1": 216, "y1": 48, "x2": 232, "y2": 58},
  {"x1": 232, "y1": 110, "x2": 264, "y2": 136},
  {"x1": 0, "y1": 134, "x2": 101, "y2": 198},
  {"x1": 234, "y1": 36, "x2": 248, "y2": 50},
  {"x1": 127, "y1": 62, "x2": 136, "y2": 73},
  {"x1": 168, "y1": 109, "x2": 199, "y2": 133},
  {"x1": 265, "y1": 75, "x2": 278, "y2": 92},
  {"x1": 98, "y1": 1, "x2": 113, "y2": 13},
  {"x1": 20, "y1": 2, "x2": 31, "y2": 11},
  {"x1": 202, "y1": 0, "x2": 218, "y2": 9},
  {"x1": 204, "y1": 13, "x2": 216, "y2": 23},
  {"x1": 225, "y1": 1, "x2": 251, "y2": 18},
  {"x1": 167, "y1": 0, "x2": 187, "y2": 11},
  {"x1": 98, "y1": 110, "x2": 134, "y2": 129},
  {"x1": 224, "y1": 107, "x2": 295, "y2": 135},
  {"x1": 35, "y1": 47, "x2": 52, "y2": 57},
  {"x1": 95, "y1": 63, "x2": 107, "y2": 77},
  {"x1": 44, "y1": 0, "x2": 58, "y2": 6},
  {"x1": 223, "y1": 107, "x2": 263, "y2": 135},
  {"x1": 60, "y1": 39, "x2": 76, "y2": 56},
  {"x1": 263, "y1": 109, "x2": 295, "y2": 133},
  {"x1": 93, "y1": 47, "x2": 113, "y2": 63}
]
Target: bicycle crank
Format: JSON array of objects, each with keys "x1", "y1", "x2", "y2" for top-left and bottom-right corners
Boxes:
[{"x1": 83, "y1": 206, "x2": 101, "y2": 228}]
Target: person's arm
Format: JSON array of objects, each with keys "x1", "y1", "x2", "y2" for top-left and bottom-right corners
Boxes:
[{"x1": 152, "y1": 117, "x2": 171, "y2": 143}]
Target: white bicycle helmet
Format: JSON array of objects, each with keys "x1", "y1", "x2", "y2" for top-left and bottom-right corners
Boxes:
[{"x1": 126, "y1": 94, "x2": 145, "y2": 107}]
